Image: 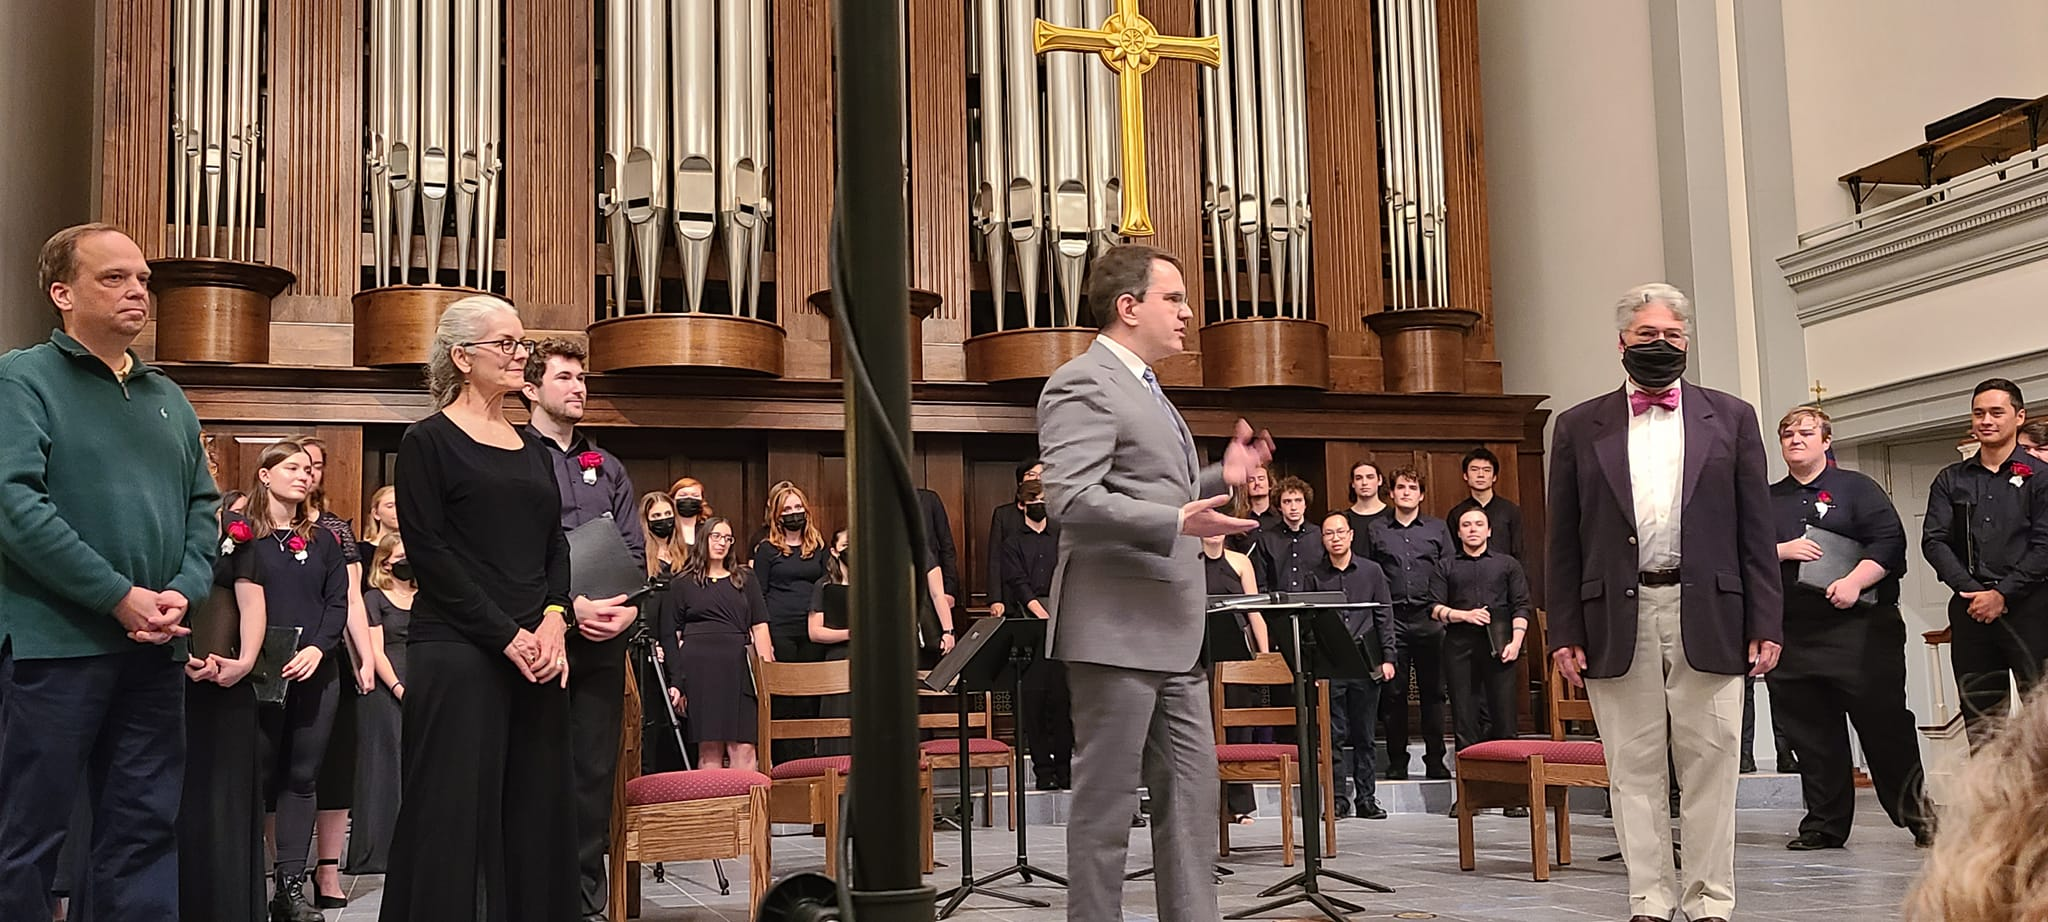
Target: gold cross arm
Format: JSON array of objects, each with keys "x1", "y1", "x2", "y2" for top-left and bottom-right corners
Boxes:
[{"x1": 1033, "y1": 0, "x2": 1220, "y2": 237}]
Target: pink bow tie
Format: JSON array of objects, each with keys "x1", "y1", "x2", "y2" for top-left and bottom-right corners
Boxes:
[{"x1": 1630, "y1": 388, "x2": 1679, "y2": 416}]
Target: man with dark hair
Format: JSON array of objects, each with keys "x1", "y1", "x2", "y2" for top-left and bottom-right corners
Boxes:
[
  {"x1": 1367, "y1": 468, "x2": 1454, "y2": 778},
  {"x1": 984, "y1": 458, "x2": 1042, "y2": 618},
  {"x1": 0, "y1": 225, "x2": 218, "y2": 919},
  {"x1": 1434, "y1": 506, "x2": 1532, "y2": 753},
  {"x1": 1256, "y1": 476, "x2": 1323, "y2": 592},
  {"x1": 518, "y1": 335, "x2": 644, "y2": 922},
  {"x1": 1342, "y1": 459, "x2": 1392, "y2": 539},
  {"x1": 1447, "y1": 447, "x2": 1524, "y2": 563},
  {"x1": 1002, "y1": 480, "x2": 1071, "y2": 788},
  {"x1": 2019, "y1": 417, "x2": 2048, "y2": 466},
  {"x1": 1923, "y1": 377, "x2": 2048, "y2": 742},
  {"x1": 1305, "y1": 512, "x2": 1397, "y2": 819}
]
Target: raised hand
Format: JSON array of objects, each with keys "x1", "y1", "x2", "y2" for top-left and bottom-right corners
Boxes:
[
  {"x1": 1179, "y1": 494, "x2": 1258, "y2": 538},
  {"x1": 1221, "y1": 419, "x2": 1276, "y2": 487}
]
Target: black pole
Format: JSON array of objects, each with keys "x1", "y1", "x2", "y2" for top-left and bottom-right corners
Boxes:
[{"x1": 834, "y1": 0, "x2": 933, "y2": 918}]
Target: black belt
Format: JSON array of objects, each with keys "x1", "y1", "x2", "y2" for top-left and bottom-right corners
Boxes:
[{"x1": 1638, "y1": 568, "x2": 1682, "y2": 587}]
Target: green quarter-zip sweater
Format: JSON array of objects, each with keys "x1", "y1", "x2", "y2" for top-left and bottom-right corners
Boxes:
[{"x1": 0, "y1": 330, "x2": 219, "y2": 659}]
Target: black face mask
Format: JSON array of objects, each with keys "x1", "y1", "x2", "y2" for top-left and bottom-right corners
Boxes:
[
  {"x1": 648, "y1": 518, "x2": 677, "y2": 539},
  {"x1": 390, "y1": 561, "x2": 413, "y2": 583},
  {"x1": 1621, "y1": 340, "x2": 1688, "y2": 390},
  {"x1": 837, "y1": 547, "x2": 850, "y2": 565},
  {"x1": 673, "y1": 497, "x2": 703, "y2": 517},
  {"x1": 779, "y1": 512, "x2": 809, "y2": 533},
  {"x1": 1024, "y1": 503, "x2": 1048, "y2": 522}
]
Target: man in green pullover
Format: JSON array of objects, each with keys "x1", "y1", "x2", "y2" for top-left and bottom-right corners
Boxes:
[{"x1": 0, "y1": 224, "x2": 219, "y2": 920}]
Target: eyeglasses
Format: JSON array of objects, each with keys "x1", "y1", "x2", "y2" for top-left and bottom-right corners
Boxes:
[
  {"x1": 1143, "y1": 289, "x2": 1189, "y2": 306},
  {"x1": 1625, "y1": 327, "x2": 1689, "y2": 346},
  {"x1": 460, "y1": 338, "x2": 538, "y2": 356},
  {"x1": 706, "y1": 533, "x2": 736, "y2": 544}
]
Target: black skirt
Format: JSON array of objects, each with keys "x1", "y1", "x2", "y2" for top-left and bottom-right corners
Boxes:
[
  {"x1": 346, "y1": 685, "x2": 402, "y2": 873},
  {"x1": 181, "y1": 680, "x2": 266, "y2": 922},
  {"x1": 679, "y1": 630, "x2": 757, "y2": 745}
]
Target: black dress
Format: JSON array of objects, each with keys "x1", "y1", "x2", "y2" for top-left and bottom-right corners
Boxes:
[
  {"x1": 347, "y1": 587, "x2": 412, "y2": 873},
  {"x1": 315, "y1": 513, "x2": 363, "y2": 816},
  {"x1": 381, "y1": 414, "x2": 578, "y2": 922},
  {"x1": 179, "y1": 519, "x2": 267, "y2": 922},
  {"x1": 663, "y1": 571, "x2": 769, "y2": 745}
]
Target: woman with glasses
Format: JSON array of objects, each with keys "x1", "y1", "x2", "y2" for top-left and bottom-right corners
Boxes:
[
  {"x1": 661, "y1": 517, "x2": 774, "y2": 771},
  {"x1": 380, "y1": 300, "x2": 577, "y2": 922}
]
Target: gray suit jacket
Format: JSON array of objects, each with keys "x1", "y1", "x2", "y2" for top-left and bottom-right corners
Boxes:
[{"x1": 1037, "y1": 341, "x2": 1227, "y2": 673}]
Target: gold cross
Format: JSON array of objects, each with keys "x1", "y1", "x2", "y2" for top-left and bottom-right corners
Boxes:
[
  {"x1": 1810, "y1": 379, "x2": 1827, "y2": 404},
  {"x1": 1034, "y1": 0, "x2": 1220, "y2": 237}
]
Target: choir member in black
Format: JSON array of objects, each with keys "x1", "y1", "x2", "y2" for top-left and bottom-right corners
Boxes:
[
  {"x1": 179, "y1": 510, "x2": 268, "y2": 922},
  {"x1": 224, "y1": 488, "x2": 251, "y2": 515},
  {"x1": 984, "y1": 458, "x2": 1042, "y2": 618},
  {"x1": 520, "y1": 337, "x2": 646, "y2": 922},
  {"x1": 641, "y1": 492, "x2": 694, "y2": 772},
  {"x1": 1445, "y1": 448, "x2": 1524, "y2": 563},
  {"x1": 1204, "y1": 532, "x2": 1268, "y2": 822},
  {"x1": 920, "y1": 489, "x2": 960, "y2": 617},
  {"x1": 246, "y1": 440, "x2": 350, "y2": 922},
  {"x1": 297, "y1": 435, "x2": 377, "y2": 910},
  {"x1": 808, "y1": 529, "x2": 852, "y2": 657},
  {"x1": 1432, "y1": 507, "x2": 1532, "y2": 752},
  {"x1": 358, "y1": 485, "x2": 398, "y2": 586},
  {"x1": 663, "y1": 517, "x2": 776, "y2": 771},
  {"x1": 756, "y1": 481, "x2": 830, "y2": 760},
  {"x1": 349, "y1": 534, "x2": 414, "y2": 874},
  {"x1": 381, "y1": 296, "x2": 581, "y2": 922},
  {"x1": 1304, "y1": 512, "x2": 1397, "y2": 819},
  {"x1": 1256, "y1": 477, "x2": 1323, "y2": 592},
  {"x1": 1368, "y1": 467, "x2": 1454, "y2": 779},
  {"x1": 1922, "y1": 378, "x2": 2048, "y2": 742},
  {"x1": 1766, "y1": 406, "x2": 1932, "y2": 850},
  {"x1": 1342, "y1": 460, "x2": 1393, "y2": 540},
  {"x1": 1226, "y1": 464, "x2": 1283, "y2": 561},
  {"x1": 1003, "y1": 481, "x2": 1074, "y2": 789},
  {"x1": 666, "y1": 476, "x2": 715, "y2": 557},
  {"x1": 2023, "y1": 418, "x2": 2048, "y2": 466}
]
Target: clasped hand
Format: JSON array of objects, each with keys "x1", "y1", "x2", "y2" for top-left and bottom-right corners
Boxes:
[
  {"x1": 574, "y1": 593, "x2": 638, "y2": 642},
  {"x1": 115, "y1": 587, "x2": 191, "y2": 645}
]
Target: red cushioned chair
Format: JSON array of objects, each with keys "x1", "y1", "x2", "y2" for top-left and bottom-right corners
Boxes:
[
  {"x1": 917, "y1": 670, "x2": 1014, "y2": 829},
  {"x1": 754, "y1": 655, "x2": 934, "y2": 878},
  {"x1": 1212, "y1": 652, "x2": 1336, "y2": 866},
  {"x1": 1453, "y1": 610, "x2": 1610, "y2": 881},
  {"x1": 609, "y1": 668, "x2": 773, "y2": 921}
]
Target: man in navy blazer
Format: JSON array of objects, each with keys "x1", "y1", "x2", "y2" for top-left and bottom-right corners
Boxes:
[{"x1": 1546, "y1": 283, "x2": 1783, "y2": 922}]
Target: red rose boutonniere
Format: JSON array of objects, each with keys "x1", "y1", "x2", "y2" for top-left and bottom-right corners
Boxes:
[
  {"x1": 222, "y1": 519, "x2": 254, "y2": 555},
  {"x1": 1813, "y1": 490, "x2": 1833, "y2": 518},
  {"x1": 2015, "y1": 462, "x2": 2034, "y2": 489},
  {"x1": 287, "y1": 534, "x2": 308, "y2": 564},
  {"x1": 578, "y1": 450, "x2": 604, "y2": 485}
]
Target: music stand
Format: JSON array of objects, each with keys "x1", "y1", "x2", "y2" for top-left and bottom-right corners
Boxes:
[
  {"x1": 923, "y1": 617, "x2": 1064, "y2": 916},
  {"x1": 1212, "y1": 592, "x2": 1394, "y2": 922}
]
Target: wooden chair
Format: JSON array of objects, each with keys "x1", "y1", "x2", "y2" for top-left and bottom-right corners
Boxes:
[
  {"x1": 1212, "y1": 652, "x2": 1336, "y2": 866},
  {"x1": 754, "y1": 654, "x2": 935, "y2": 878},
  {"x1": 609, "y1": 658, "x2": 773, "y2": 921},
  {"x1": 916, "y1": 671, "x2": 1015, "y2": 829},
  {"x1": 1453, "y1": 610, "x2": 1609, "y2": 881}
]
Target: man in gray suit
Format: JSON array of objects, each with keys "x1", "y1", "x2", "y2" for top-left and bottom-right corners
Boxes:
[{"x1": 1037, "y1": 243, "x2": 1273, "y2": 922}]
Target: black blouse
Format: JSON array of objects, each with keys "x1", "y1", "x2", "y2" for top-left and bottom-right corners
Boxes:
[
  {"x1": 395, "y1": 414, "x2": 571, "y2": 651},
  {"x1": 365, "y1": 587, "x2": 414, "y2": 682},
  {"x1": 1773, "y1": 465, "x2": 1908, "y2": 611},
  {"x1": 250, "y1": 524, "x2": 349, "y2": 654},
  {"x1": 753, "y1": 540, "x2": 827, "y2": 636}
]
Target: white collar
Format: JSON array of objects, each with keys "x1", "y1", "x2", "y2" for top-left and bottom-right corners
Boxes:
[{"x1": 1095, "y1": 334, "x2": 1151, "y2": 382}]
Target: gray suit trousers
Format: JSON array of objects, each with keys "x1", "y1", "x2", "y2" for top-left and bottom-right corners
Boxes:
[{"x1": 1064, "y1": 661, "x2": 1219, "y2": 922}]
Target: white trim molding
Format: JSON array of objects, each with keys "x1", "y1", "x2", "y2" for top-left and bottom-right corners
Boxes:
[{"x1": 1779, "y1": 164, "x2": 2048, "y2": 326}]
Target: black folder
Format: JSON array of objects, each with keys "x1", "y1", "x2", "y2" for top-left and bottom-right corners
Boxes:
[
  {"x1": 1484, "y1": 607, "x2": 1515, "y2": 658},
  {"x1": 249, "y1": 626, "x2": 303, "y2": 705},
  {"x1": 172, "y1": 584, "x2": 245, "y2": 665},
  {"x1": 1797, "y1": 525, "x2": 1878, "y2": 607},
  {"x1": 567, "y1": 517, "x2": 647, "y2": 603}
]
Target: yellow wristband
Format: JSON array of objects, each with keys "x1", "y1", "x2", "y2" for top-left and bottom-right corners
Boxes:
[{"x1": 544, "y1": 604, "x2": 567, "y2": 618}]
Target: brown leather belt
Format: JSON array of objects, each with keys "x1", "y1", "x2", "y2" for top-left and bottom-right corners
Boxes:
[{"x1": 1638, "y1": 568, "x2": 1682, "y2": 587}]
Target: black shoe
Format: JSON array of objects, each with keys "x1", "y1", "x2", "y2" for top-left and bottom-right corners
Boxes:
[
  {"x1": 1332, "y1": 797, "x2": 1351, "y2": 818},
  {"x1": 1503, "y1": 806, "x2": 1530, "y2": 818},
  {"x1": 1035, "y1": 776, "x2": 1060, "y2": 791},
  {"x1": 1914, "y1": 829, "x2": 1935, "y2": 848},
  {"x1": 269, "y1": 875, "x2": 322, "y2": 922},
  {"x1": 310, "y1": 861, "x2": 347, "y2": 909},
  {"x1": 582, "y1": 913, "x2": 611, "y2": 922},
  {"x1": 1777, "y1": 755, "x2": 1801, "y2": 774},
  {"x1": 1786, "y1": 832, "x2": 1845, "y2": 851},
  {"x1": 1739, "y1": 755, "x2": 1757, "y2": 774},
  {"x1": 1423, "y1": 761, "x2": 1451, "y2": 780},
  {"x1": 1356, "y1": 799, "x2": 1387, "y2": 820},
  {"x1": 1385, "y1": 762, "x2": 1409, "y2": 780}
]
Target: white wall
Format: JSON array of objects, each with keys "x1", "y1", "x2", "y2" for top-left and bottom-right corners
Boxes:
[
  {"x1": 1782, "y1": 0, "x2": 2048, "y2": 234},
  {"x1": 1804, "y1": 259, "x2": 2048, "y2": 398},
  {"x1": 0, "y1": 0, "x2": 97, "y2": 352},
  {"x1": 1481, "y1": 0, "x2": 1669, "y2": 414}
]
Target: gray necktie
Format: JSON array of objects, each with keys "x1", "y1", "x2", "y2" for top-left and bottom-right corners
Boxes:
[{"x1": 1142, "y1": 367, "x2": 1195, "y2": 460}]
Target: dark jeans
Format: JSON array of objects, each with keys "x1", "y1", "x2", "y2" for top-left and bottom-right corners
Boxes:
[
  {"x1": 1442, "y1": 627, "x2": 1517, "y2": 751},
  {"x1": 1022, "y1": 659, "x2": 1073, "y2": 783},
  {"x1": 567, "y1": 634, "x2": 627, "y2": 916},
  {"x1": 1329, "y1": 678, "x2": 1382, "y2": 807},
  {"x1": 1948, "y1": 592, "x2": 2048, "y2": 742},
  {"x1": 1383, "y1": 611, "x2": 1446, "y2": 767},
  {"x1": 259, "y1": 657, "x2": 340, "y2": 881},
  {"x1": 0, "y1": 644, "x2": 186, "y2": 921}
]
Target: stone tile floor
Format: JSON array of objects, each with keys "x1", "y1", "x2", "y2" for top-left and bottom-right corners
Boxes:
[{"x1": 327, "y1": 788, "x2": 1924, "y2": 921}]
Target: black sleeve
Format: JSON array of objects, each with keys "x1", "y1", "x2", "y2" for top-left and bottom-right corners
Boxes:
[
  {"x1": 746, "y1": 577, "x2": 770, "y2": 627},
  {"x1": 396, "y1": 421, "x2": 523, "y2": 652},
  {"x1": 809, "y1": 578, "x2": 828, "y2": 617},
  {"x1": 364, "y1": 589, "x2": 387, "y2": 628},
  {"x1": 1001, "y1": 537, "x2": 1034, "y2": 611},
  {"x1": 1505, "y1": 502, "x2": 1526, "y2": 562},
  {"x1": 1850, "y1": 474, "x2": 1908, "y2": 578},
  {"x1": 1998, "y1": 474, "x2": 2048, "y2": 598},
  {"x1": 1921, "y1": 468, "x2": 1982, "y2": 593},
  {"x1": 1371, "y1": 569, "x2": 1398, "y2": 664},
  {"x1": 922, "y1": 491, "x2": 960, "y2": 599},
  {"x1": 1506, "y1": 559, "x2": 1533, "y2": 625},
  {"x1": 309, "y1": 530, "x2": 349, "y2": 654},
  {"x1": 610, "y1": 455, "x2": 645, "y2": 568},
  {"x1": 658, "y1": 588, "x2": 685, "y2": 689},
  {"x1": 985, "y1": 507, "x2": 1009, "y2": 608},
  {"x1": 230, "y1": 538, "x2": 264, "y2": 586}
]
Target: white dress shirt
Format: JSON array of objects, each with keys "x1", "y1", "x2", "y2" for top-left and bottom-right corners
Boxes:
[
  {"x1": 1095, "y1": 333, "x2": 1152, "y2": 383},
  {"x1": 1626, "y1": 380, "x2": 1684, "y2": 571}
]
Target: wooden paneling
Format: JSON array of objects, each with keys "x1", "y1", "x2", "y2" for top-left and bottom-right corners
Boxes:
[
  {"x1": 773, "y1": 0, "x2": 836, "y2": 379},
  {"x1": 267, "y1": 0, "x2": 362, "y2": 323},
  {"x1": 505, "y1": 0, "x2": 596, "y2": 332},
  {"x1": 203, "y1": 423, "x2": 362, "y2": 530},
  {"x1": 1436, "y1": 0, "x2": 1493, "y2": 365},
  {"x1": 905, "y1": 0, "x2": 971, "y2": 382},
  {"x1": 97, "y1": 0, "x2": 171, "y2": 254},
  {"x1": 1146, "y1": 0, "x2": 1205, "y2": 385},
  {"x1": 1304, "y1": 0, "x2": 1384, "y2": 371}
]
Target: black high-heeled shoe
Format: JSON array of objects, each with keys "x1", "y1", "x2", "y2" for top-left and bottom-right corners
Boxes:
[{"x1": 309, "y1": 860, "x2": 348, "y2": 910}]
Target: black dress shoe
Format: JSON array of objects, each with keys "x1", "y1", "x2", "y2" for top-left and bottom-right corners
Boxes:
[
  {"x1": 269, "y1": 875, "x2": 323, "y2": 922},
  {"x1": 1332, "y1": 797, "x2": 1351, "y2": 817},
  {"x1": 1738, "y1": 755, "x2": 1757, "y2": 774},
  {"x1": 1503, "y1": 806, "x2": 1530, "y2": 818},
  {"x1": 1778, "y1": 755, "x2": 1801, "y2": 774},
  {"x1": 1786, "y1": 832, "x2": 1845, "y2": 851},
  {"x1": 1385, "y1": 762, "x2": 1409, "y2": 780},
  {"x1": 1423, "y1": 762, "x2": 1452, "y2": 780},
  {"x1": 1355, "y1": 799, "x2": 1387, "y2": 820}
]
